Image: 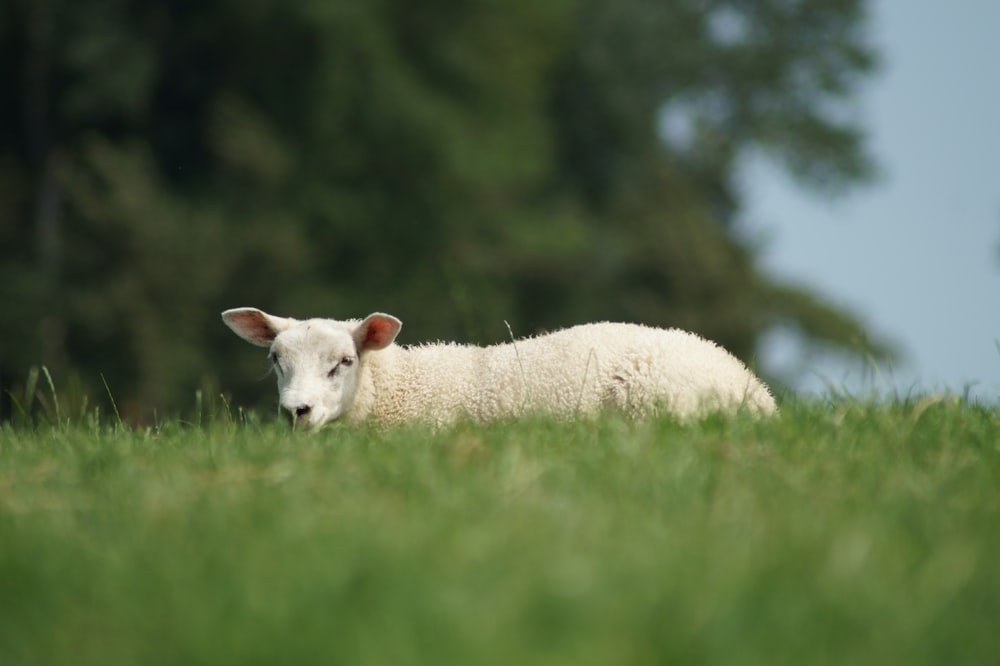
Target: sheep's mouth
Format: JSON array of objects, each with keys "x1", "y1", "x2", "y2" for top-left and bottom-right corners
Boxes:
[
  {"x1": 281, "y1": 410, "x2": 312, "y2": 430},
  {"x1": 282, "y1": 410, "x2": 329, "y2": 431}
]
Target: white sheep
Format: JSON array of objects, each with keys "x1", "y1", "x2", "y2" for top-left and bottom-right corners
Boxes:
[{"x1": 221, "y1": 308, "x2": 777, "y2": 429}]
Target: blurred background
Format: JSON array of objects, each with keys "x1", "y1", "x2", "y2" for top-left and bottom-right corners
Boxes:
[
  {"x1": 748, "y1": 0, "x2": 1000, "y2": 401},
  {"x1": 1, "y1": 0, "x2": 991, "y2": 424}
]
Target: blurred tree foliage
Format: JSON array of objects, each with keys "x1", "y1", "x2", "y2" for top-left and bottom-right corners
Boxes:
[{"x1": 1, "y1": 0, "x2": 885, "y2": 420}]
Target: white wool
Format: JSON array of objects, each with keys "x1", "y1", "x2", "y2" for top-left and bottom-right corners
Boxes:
[{"x1": 222, "y1": 308, "x2": 777, "y2": 429}]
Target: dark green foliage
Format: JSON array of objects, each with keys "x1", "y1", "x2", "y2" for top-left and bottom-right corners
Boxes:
[{"x1": 1, "y1": 0, "x2": 884, "y2": 421}]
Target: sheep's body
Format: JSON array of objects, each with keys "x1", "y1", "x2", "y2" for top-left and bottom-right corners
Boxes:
[
  {"x1": 356, "y1": 325, "x2": 775, "y2": 425},
  {"x1": 221, "y1": 308, "x2": 776, "y2": 429}
]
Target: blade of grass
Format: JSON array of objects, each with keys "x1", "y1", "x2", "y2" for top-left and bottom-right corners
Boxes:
[
  {"x1": 42, "y1": 366, "x2": 62, "y2": 425},
  {"x1": 23, "y1": 366, "x2": 40, "y2": 418},
  {"x1": 101, "y1": 373, "x2": 123, "y2": 427}
]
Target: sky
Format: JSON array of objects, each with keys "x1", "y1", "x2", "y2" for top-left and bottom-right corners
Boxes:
[{"x1": 745, "y1": 0, "x2": 1000, "y2": 402}]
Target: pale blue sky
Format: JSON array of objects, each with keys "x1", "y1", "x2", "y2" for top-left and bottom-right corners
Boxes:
[{"x1": 746, "y1": 0, "x2": 1000, "y2": 401}]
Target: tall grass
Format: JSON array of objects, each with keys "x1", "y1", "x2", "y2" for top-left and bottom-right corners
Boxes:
[{"x1": 1, "y1": 398, "x2": 998, "y2": 665}]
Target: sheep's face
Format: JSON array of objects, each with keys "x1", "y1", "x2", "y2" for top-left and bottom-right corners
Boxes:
[
  {"x1": 268, "y1": 323, "x2": 362, "y2": 429},
  {"x1": 222, "y1": 308, "x2": 401, "y2": 430}
]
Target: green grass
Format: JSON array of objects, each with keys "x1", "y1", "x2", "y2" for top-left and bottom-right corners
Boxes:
[{"x1": 1, "y1": 399, "x2": 999, "y2": 665}]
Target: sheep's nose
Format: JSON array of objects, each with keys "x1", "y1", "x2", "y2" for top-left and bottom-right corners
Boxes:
[{"x1": 294, "y1": 405, "x2": 312, "y2": 418}]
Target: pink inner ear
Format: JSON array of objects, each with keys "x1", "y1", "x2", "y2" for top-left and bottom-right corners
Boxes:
[
  {"x1": 228, "y1": 311, "x2": 277, "y2": 345},
  {"x1": 360, "y1": 316, "x2": 400, "y2": 350}
]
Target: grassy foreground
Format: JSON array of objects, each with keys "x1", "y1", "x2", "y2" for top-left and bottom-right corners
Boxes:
[{"x1": 1, "y1": 400, "x2": 998, "y2": 665}]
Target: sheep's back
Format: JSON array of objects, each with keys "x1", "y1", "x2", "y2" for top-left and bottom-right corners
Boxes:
[
  {"x1": 480, "y1": 323, "x2": 774, "y2": 420},
  {"x1": 366, "y1": 322, "x2": 775, "y2": 424}
]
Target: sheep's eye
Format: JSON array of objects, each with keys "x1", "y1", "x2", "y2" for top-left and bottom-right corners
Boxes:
[
  {"x1": 269, "y1": 352, "x2": 283, "y2": 373},
  {"x1": 328, "y1": 356, "x2": 355, "y2": 378}
]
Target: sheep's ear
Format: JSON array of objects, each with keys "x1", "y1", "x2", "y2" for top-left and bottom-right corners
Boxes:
[
  {"x1": 221, "y1": 308, "x2": 296, "y2": 347},
  {"x1": 354, "y1": 313, "x2": 402, "y2": 352}
]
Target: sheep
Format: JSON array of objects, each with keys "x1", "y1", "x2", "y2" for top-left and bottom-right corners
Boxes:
[{"x1": 221, "y1": 307, "x2": 777, "y2": 429}]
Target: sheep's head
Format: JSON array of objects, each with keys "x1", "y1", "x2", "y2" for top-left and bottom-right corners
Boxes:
[{"x1": 221, "y1": 308, "x2": 401, "y2": 429}]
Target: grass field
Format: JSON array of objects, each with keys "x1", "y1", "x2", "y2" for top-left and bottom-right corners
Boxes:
[{"x1": 1, "y1": 399, "x2": 998, "y2": 665}]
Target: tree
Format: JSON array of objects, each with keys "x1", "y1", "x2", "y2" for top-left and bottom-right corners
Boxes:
[
  {"x1": 0, "y1": 0, "x2": 886, "y2": 421},
  {"x1": 536, "y1": 0, "x2": 882, "y2": 357}
]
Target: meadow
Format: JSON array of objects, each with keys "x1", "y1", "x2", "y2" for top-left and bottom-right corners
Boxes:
[{"x1": 1, "y1": 397, "x2": 998, "y2": 665}]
